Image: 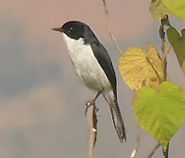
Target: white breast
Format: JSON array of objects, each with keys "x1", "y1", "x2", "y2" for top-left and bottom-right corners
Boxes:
[{"x1": 62, "y1": 33, "x2": 111, "y2": 92}]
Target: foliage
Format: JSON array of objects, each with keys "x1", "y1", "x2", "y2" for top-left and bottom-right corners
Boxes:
[
  {"x1": 133, "y1": 81, "x2": 185, "y2": 150},
  {"x1": 119, "y1": 0, "x2": 185, "y2": 156},
  {"x1": 167, "y1": 27, "x2": 185, "y2": 74},
  {"x1": 150, "y1": 0, "x2": 185, "y2": 21},
  {"x1": 119, "y1": 43, "x2": 164, "y2": 91}
]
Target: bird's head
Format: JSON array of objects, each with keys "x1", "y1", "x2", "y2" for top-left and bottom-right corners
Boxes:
[{"x1": 52, "y1": 21, "x2": 98, "y2": 43}]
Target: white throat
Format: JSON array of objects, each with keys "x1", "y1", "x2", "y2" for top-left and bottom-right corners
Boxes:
[
  {"x1": 62, "y1": 33, "x2": 85, "y2": 52},
  {"x1": 62, "y1": 33, "x2": 93, "y2": 61}
]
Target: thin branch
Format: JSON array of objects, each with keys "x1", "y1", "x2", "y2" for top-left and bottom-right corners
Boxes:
[
  {"x1": 160, "y1": 16, "x2": 171, "y2": 157},
  {"x1": 162, "y1": 143, "x2": 169, "y2": 158},
  {"x1": 102, "y1": 0, "x2": 123, "y2": 55},
  {"x1": 146, "y1": 143, "x2": 160, "y2": 158},
  {"x1": 161, "y1": 42, "x2": 172, "y2": 81},
  {"x1": 159, "y1": 15, "x2": 171, "y2": 81},
  {"x1": 130, "y1": 126, "x2": 141, "y2": 158},
  {"x1": 86, "y1": 101, "x2": 98, "y2": 158}
]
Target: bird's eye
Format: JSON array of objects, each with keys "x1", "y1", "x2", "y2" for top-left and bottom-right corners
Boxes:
[
  {"x1": 68, "y1": 27, "x2": 73, "y2": 33},
  {"x1": 67, "y1": 27, "x2": 73, "y2": 34}
]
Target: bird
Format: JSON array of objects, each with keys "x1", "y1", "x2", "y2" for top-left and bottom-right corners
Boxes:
[{"x1": 52, "y1": 20, "x2": 126, "y2": 142}]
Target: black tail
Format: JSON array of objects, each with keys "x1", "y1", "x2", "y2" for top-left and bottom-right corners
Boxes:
[{"x1": 103, "y1": 91, "x2": 126, "y2": 142}]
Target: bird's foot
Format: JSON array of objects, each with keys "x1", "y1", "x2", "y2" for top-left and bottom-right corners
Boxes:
[{"x1": 85, "y1": 100, "x2": 99, "y2": 115}]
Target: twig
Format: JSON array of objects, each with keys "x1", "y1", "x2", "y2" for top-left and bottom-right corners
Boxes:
[
  {"x1": 146, "y1": 143, "x2": 160, "y2": 158},
  {"x1": 86, "y1": 101, "x2": 98, "y2": 158},
  {"x1": 162, "y1": 143, "x2": 169, "y2": 158},
  {"x1": 130, "y1": 126, "x2": 141, "y2": 158},
  {"x1": 159, "y1": 15, "x2": 171, "y2": 82},
  {"x1": 102, "y1": 0, "x2": 123, "y2": 55},
  {"x1": 160, "y1": 17, "x2": 171, "y2": 158},
  {"x1": 160, "y1": 21, "x2": 167, "y2": 81}
]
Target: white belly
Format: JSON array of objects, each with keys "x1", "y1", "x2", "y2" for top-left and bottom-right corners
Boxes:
[{"x1": 63, "y1": 33, "x2": 111, "y2": 92}]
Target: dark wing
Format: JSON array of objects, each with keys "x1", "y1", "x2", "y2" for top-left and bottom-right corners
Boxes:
[{"x1": 90, "y1": 42, "x2": 117, "y2": 99}]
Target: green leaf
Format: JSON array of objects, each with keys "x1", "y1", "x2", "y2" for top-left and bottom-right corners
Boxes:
[
  {"x1": 162, "y1": 0, "x2": 185, "y2": 21},
  {"x1": 150, "y1": 0, "x2": 170, "y2": 21},
  {"x1": 133, "y1": 81, "x2": 185, "y2": 150},
  {"x1": 150, "y1": 0, "x2": 185, "y2": 21},
  {"x1": 167, "y1": 26, "x2": 185, "y2": 74},
  {"x1": 182, "y1": 61, "x2": 185, "y2": 75}
]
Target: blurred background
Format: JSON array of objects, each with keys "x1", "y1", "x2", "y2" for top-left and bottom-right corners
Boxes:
[{"x1": 1, "y1": 0, "x2": 185, "y2": 157}]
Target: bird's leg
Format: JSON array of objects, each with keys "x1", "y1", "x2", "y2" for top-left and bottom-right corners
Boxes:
[
  {"x1": 85, "y1": 91, "x2": 101, "y2": 114},
  {"x1": 91, "y1": 91, "x2": 102, "y2": 104}
]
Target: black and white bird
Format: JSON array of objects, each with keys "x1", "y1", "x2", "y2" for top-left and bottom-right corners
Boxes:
[{"x1": 52, "y1": 21, "x2": 126, "y2": 142}]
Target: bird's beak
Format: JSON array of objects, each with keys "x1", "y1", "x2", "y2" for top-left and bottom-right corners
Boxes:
[{"x1": 52, "y1": 27, "x2": 63, "y2": 32}]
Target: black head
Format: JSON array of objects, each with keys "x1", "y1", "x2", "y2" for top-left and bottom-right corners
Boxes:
[{"x1": 52, "y1": 21, "x2": 98, "y2": 43}]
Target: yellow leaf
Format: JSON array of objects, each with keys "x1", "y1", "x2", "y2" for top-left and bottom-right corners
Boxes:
[{"x1": 119, "y1": 43, "x2": 164, "y2": 91}]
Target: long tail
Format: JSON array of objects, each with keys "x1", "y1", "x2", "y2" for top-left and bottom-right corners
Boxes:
[{"x1": 103, "y1": 91, "x2": 126, "y2": 142}]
